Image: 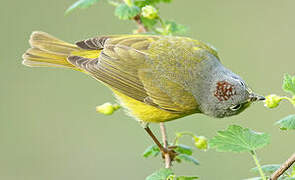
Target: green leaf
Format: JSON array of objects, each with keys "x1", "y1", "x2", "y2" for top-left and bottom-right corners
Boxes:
[
  {"x1": 140, "y1": 16, "x2": 158, "y2": 29},
  {"x1": 251, "y1": 164, "x2": 281, "y2": 174},
  {"x1": 146, "y1": 168, "x2": 173, "y2": 180},
  {"x1": 165, "y1": 20, "x2": 188, "y2": 35},
  {"x1": 174, "y1": 144, "x2": 193, "y2": 155},
  {"x1": 142, "y1": 145, "x2": 160, "y2": 158},
  {"x1": 135, "y1": 0, "x2": 172, "y2": 8},
  {"x1": 282, "y1": 74, "x2": 295, "y2": 95},
  {"x1": 209, "y1": 125, "x2": 270, "y2": 153},
  {"x1": 66, "y1": 0, "x2": 99, "y2": 14},
  {"x1": 175, "y1": 154, "x2": 199, "y2": 166},
  {"x1": 291, "y1": 166, "x2": 295, "y2": 176},
  {"x1": 115, "y1": 3, "x2": 140, "y2": 20},
  {"x1": 176, "y1": 176, "x2": 199, "y2": 180},
  {"x1": 244, "y1": 177, "x2": 263, "y2": 180},
  {"x1": 282, "y1": 178, "x2": 295, "y2": 180},
  {"x1": 276, "y1": 114, "x2": 295, "y2": 130}
]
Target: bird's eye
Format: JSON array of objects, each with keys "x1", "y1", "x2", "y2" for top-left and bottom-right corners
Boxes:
[
  {"x1": 230, "y1": 104, "x2": 241, "y2": 111},
  {"x1": 240, "y1": 81, "x2": 245, "y2": 86}
]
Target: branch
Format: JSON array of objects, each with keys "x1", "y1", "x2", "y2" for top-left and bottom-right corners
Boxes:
[
  {"x1": 133, "y1": 15, "x2": 147, "y2": 33},
  {"x1": 160, "y1": 122, "x2": 171, "y2": 168},
  {"x1": 269, "y1": 152, "x2": 295, "y2": 180}
]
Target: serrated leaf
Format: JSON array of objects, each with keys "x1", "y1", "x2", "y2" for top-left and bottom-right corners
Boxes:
[
  {"x1": 142, "y1": 145, "x2": 160, "y2": 158},
  {"x1": 276, "y1": 115, "x2": 295, "y2": 130},
  {"x1": 174, "y1": 144, "x2": 193, "y2": 155},
  {"x1": 282, "y1": 74, "x2": 295, "y2": 95},
  {"x1": 165, "y1": 20, "x2": 188, "y2": 35},
  {"x1": 209, "y1": 125, "x2": 270, "y2": 153},
  {"x1": 115, "y1": 4, "x2": 140, "y2": 20},
  {"x1": 251, "y1": 164, "x2": 281, "y2": 174},
  {"x1": 176, "y1": 176, "x2": 199, "y2": 180},
  {"x1": 146, "y1": 168, "x2": 173, "y2": 180},
  {"x1": 66, "y1": 0, "x2": 99, "y2": 14},
  {"x1": 175, "y1": 154, "x2": 199, "y2": 166}
]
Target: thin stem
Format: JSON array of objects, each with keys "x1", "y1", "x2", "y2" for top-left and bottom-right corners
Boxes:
[
  {"x1": 107, "y1": 0, "x2": 120, "y2": 6},
  {"x1": 157, "y1": 17, "x2": 169, "y2": 35},
  {"x1": 280, "y1": 96, "x2": 295, "y2": 106},
  {"x1": 160, "y1": 122, "x2": 171, "y2": 168},
  {"x1": 158, "y1": 17, "x2": 165, "y2": 28},
  {"x1": 133, "y1": 15, "x2": 148, "y2": 33},
  {"x1": 123, "y1": 0, "x2": 132, "y2": 7},
  {"x1": 173, "y1": 131, "x2": 195, "y2": 145},
  {"x1": 251, "y1": 150, "x2": 267, "y2": 180},
  {"x1": 269, "y1": 152, "x2": 295, "y2": 180}
]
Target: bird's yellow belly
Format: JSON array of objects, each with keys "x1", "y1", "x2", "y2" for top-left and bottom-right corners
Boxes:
[{"x1": 112, "y1": 90, "x2": 187, "y2": 123}]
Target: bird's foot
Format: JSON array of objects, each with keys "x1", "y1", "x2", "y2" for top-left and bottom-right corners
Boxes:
[{"x1": 161, "y1": 146, "x2": 178, "y2": 162}]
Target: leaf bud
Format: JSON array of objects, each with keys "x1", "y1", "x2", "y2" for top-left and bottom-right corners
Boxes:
[
  {"x1": 142, "y1": 5, "x2": 158, "y2": 19},
  {"x1": 193, "y1": 136, "x2": 208, "y2": 150},
  {"x1": 264, "y1": 94, "x2": 282, "y2": 108},
  {"x1": 96, "y1": 102, "x2": 120, "y2": 115}
]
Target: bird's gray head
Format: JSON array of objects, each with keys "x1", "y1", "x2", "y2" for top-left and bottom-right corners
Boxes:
[{"x1": 198, "y1": 71, "x2": 265, "y2": 118}]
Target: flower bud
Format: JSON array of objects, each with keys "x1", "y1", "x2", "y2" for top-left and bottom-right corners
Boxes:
[
  {"x1": 96, "y1": 102, "x2": 120, "y2": 115},
  {"x1": 141, "y1": 5, "x2": 158, "y2": 19},
  {"x1": 193, "y1": 136, "x2": 208, "y2": 150},
  {"x1": 264, "y1": 94, "x2": 282, "y2": 108}
]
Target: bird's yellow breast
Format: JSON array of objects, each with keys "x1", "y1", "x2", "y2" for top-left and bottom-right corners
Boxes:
[{"x1": 112, "y1": 89, "x2": 188, "y2": 123}]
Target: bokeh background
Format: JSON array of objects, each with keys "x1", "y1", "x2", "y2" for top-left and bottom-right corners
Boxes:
[{"x1": 1, "y1": 0, "x2": 295, "y2": 179}]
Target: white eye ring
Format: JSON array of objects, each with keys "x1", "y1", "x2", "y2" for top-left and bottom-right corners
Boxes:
[{"x1": 230, "y1": 104, "x2": 241, "y2": 111}]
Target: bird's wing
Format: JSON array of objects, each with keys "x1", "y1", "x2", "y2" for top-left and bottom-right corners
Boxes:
[{"x1": 68, "y1": 35, "x2": 201, "y2": 113}]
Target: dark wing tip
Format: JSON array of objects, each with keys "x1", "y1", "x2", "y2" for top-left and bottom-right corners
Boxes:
[
  {"x1": 75, "y1": 40, "x2": 94, "y2": 50},
  {"x1": 75, "y1": 37, "x2": 108, "y2": 50}
]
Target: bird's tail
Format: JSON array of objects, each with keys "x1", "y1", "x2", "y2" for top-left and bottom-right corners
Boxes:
[{"x1": 22, "y1": 31, "x2": 82, "y2": 68}]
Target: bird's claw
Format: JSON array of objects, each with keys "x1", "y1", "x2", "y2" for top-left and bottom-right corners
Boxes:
[{"x1": 161, "y1": 146, "x2": 178, "y2": 161}]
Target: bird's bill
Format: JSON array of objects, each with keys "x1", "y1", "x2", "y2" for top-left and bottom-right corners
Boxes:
[{"x1": 249, "y1": 93, "x2": 265, "y2": 102}]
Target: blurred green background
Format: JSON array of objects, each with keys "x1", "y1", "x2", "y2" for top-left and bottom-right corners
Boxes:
[{"x1": 1, "y1": 0, "x2": 295, "y2": 179}]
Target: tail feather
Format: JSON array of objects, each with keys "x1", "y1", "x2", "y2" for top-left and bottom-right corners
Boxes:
[{"x1": 22, "y1": 31, "x2": 80, "y2": 68}]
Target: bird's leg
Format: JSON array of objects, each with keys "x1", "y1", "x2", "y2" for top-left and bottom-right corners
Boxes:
[
  {"x1": 144, "y1": 126, "x2": 166, "y2": 153},
  {"x1": 159, "y1": 122, "x2": 171, "y2": 168},
  {"x1": 144, "y1": 125, "x2": 177, "y2": 165}
]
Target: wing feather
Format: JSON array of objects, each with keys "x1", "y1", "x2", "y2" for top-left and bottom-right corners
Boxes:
[{"x1": 70, "y1": 35, "x2": 201, "y2": 113}]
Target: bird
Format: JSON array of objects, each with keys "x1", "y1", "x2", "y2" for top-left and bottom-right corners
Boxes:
[{"x1": 22, "y1": 31, "x2": 265, "y2": 158}]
